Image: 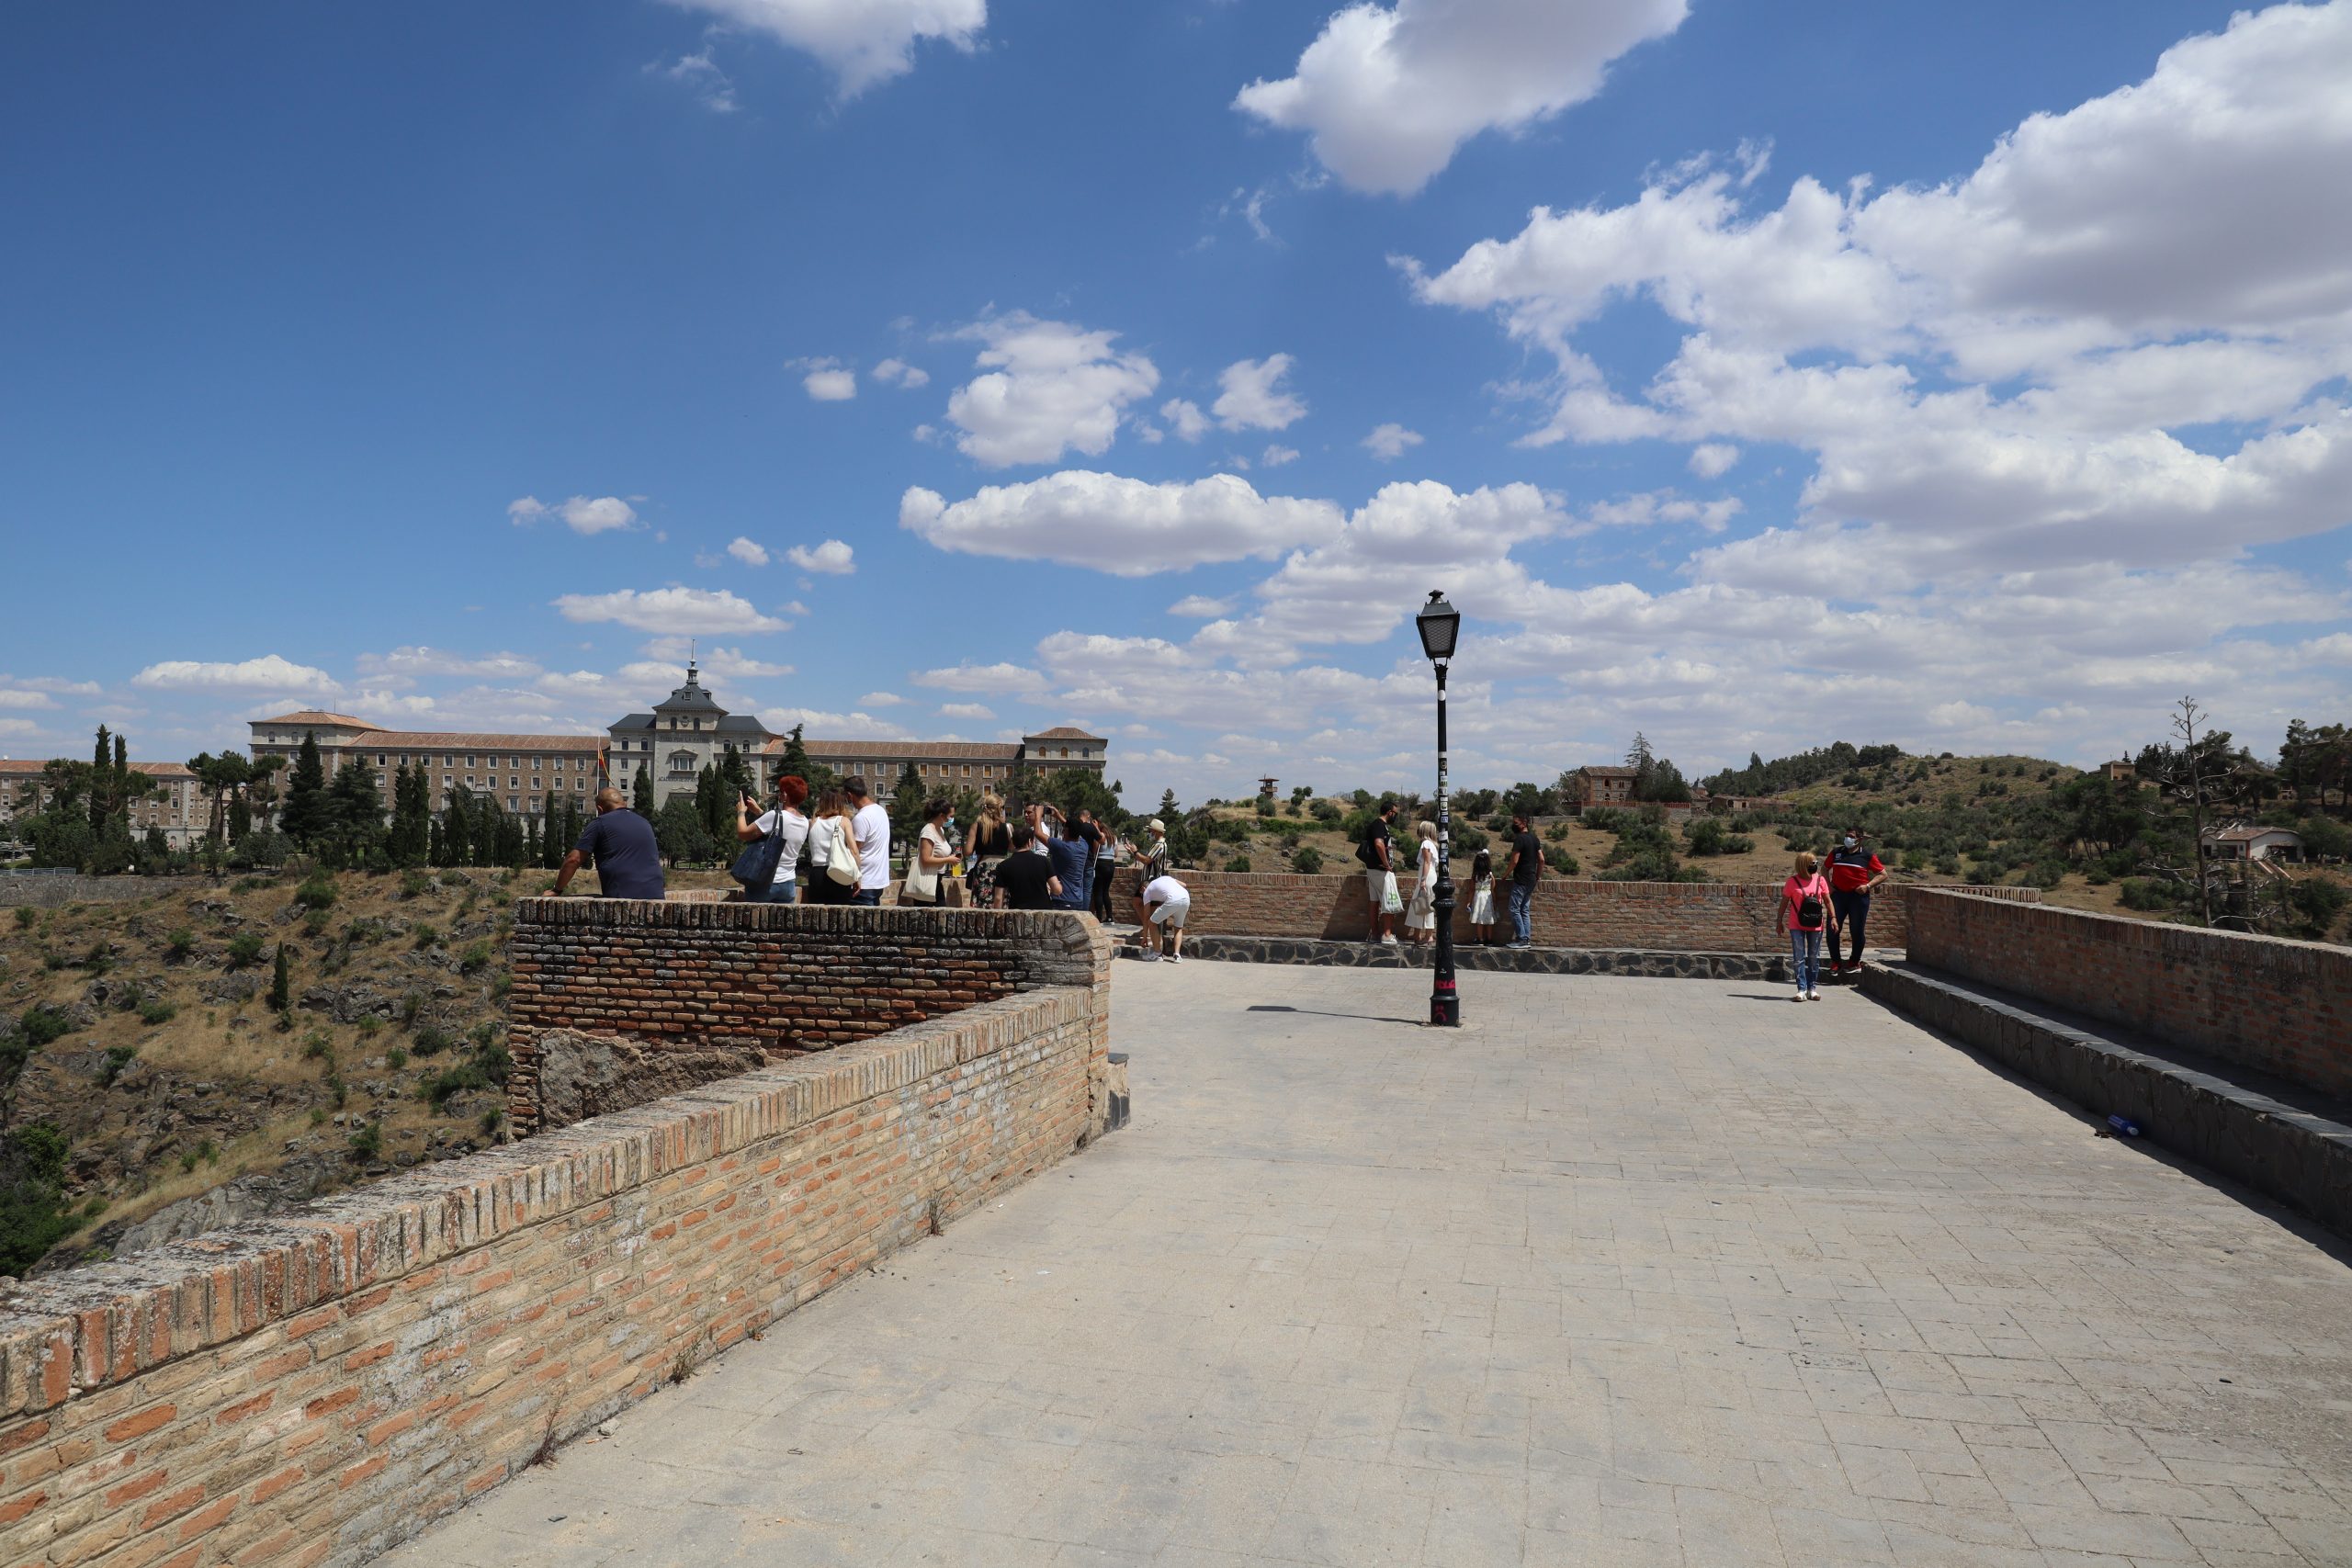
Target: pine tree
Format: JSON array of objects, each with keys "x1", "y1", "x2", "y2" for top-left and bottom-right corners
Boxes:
[
  {"x1": 267, "y1": 943, "x2": 290, "y2": 1013},
  {"x1": 633, "y1": 763, "x2": 655, "y2": 817},
  {"x1": 778, "y1": 724, "x2": 812, "y2": 781},
  {"x1": 890, "y1": 762, "x2": 926, "y2": 841},
  {"x1": 227, "y1": 793, "x2": 252, "y2": 843},
  {"x1": 281, "y1": 733, "x2": 331, "y2": 847},
  {"x1": 428, "y1": 815, "x2": 446, "y2": 866}
]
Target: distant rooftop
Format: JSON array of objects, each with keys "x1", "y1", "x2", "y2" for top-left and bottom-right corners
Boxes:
[{"x1": 256, "y1": 710, "x2": 377, "y2": 729}]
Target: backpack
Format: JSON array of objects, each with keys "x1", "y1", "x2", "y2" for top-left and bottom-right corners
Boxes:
[
  {"x1": 1794, "y1": 876, "x2": 1825, "y2": 930},
  {"x1": 1355, "y1": 826, "x2": 1383, "y2": 868}
]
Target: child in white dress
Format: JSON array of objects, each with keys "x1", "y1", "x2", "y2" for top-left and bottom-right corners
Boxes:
[{"x1": 1468, "y1": 849, "x2": 1496, "y2": 945}]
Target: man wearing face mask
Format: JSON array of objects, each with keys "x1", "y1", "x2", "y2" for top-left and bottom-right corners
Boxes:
[{"x1": 1823, "y1": 826, "x2": 1887, "y2": 975}]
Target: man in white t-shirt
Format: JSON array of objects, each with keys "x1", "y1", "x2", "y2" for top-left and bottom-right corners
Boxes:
[
  {"x1": 1139, "y1": 872, "x2": 1190, "y2": 964},
  {"x1": 844, "y1": 778, "x2": 891, "y2": 906}
]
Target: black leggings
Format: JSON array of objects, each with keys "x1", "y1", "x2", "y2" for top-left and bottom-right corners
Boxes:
[{"x1": 1090, "y1": 863, "x2": 1115, "y2": 920}]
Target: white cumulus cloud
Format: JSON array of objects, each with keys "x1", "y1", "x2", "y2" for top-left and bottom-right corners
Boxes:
[
  {"x1": 1687, "y1": 443, "x2": 1740, "y2": 478},
  {"x1": 551, "y1": 588, "x2": 789, "y2": 635},
  {"x1": 1236, "y1": 0, "x2": 1690, "y2": 194},
  {"x1": 662, "y1": 0, "x2": 986, "y2": 97},
  {"x1": 509, "y1": 494, "x2": 639, "y2": 535},
  {"x1": 900, "y1": 470, "x2": 1344, "y2": 576},
  {"x1": 131, "y1": 655, "x2": 341, "y2": 694},
  {"x1": 938, "y1": 702, "x2": 996, "y2": 720},
  {"x1": 944, "y1": 313, "x2": 1159, "y2": 467},
  {"x1": 786, "y1": 539, "x2": 856, "y2": 574},
  {"x1": 872, "y1": 357, "x2": 930, "y2": 389},
  {"x1": 1362, "y1": 422, "x2": 1424, "y2": 460},
  {"x1": 1212, "y1": 354, "x2": 1308, "y2": 432},
  {"x1": 1161, "y1": 399, "x2": 1211, "y2": 443}
]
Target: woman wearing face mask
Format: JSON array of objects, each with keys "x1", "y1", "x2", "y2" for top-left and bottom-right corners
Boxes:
[
  {"x1": 1822, "y1": 826, "x2": 1887, "y2": 975},
  {"x1": 901, "y1": 797, "x2": 957, "y2": 906}
]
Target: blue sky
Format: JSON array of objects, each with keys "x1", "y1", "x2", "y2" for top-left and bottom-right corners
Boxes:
[{"x1": 3, "y1": 0, "x2": 2346, "y2": 803}]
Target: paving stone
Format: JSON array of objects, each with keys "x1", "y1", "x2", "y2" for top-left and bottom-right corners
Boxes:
[{"x1": 374, "y1": 964, "x2": 2352, "y2": 1567}]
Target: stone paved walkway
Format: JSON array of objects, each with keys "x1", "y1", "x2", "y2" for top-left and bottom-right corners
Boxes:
[{"x1": 377, "y1": 962, "x2": 2352, "y2": 1566}]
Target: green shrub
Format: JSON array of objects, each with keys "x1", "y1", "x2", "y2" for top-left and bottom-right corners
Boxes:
[
  {"x1": 226, "y1": 932, "x2": 265, "y2": 968},
  {"x1": 163, "y1": 928, "x2": 195, "y2": 961},
  {"x1": 458, "y1": 941, "x2": 493, "y2": 974},
  {"x1": 347, "y1": 1122, "x2": 383, "y2": 1162},
  {"x1": 2286, "y1": 878, "x2": 2348, "y2": 941},
  {"x1": 355, "y1": 1016, "x2": 380, "y2": 1036},
  {"x1": 1225, "y1": 855, "x2": 1251, "y2": 873},
  {"x1": 97, "y1": 1045, "x2": 137, "y2": 1087},
  {"x1": 412, "y1": 1023, "x2": 456, "y2": 1056},
  {"x1": 11, "y1": 908, "x2": 34, "y2": 930},
  {"x1": 136, "y1": 998, "x2": 176, "y2": 1026},
  {"x1": 292, "y1": 874, "x2": 337, "y2": 912},
  {"x1": 1291, "y1": 845, "x2": 1324, "y2": 874},
  {"x1": 400, "y1": 870, "x2": 434, "y2": 899},
  {"x1": 387, "y1": 1047, "x2": 408, "y2": 1070},
  {"x1": 2119, "y1": 878, "x2": 2180, "y2": 911},
  {"x1": 1581, "y1": 807, "x2": 1628, "y2": 834},
  {"x1": 411, "y1": 923, "x2": 439, "y2": 950},
  {"x1": 480, "y1": 1108, "x2": 505, "y2": 1136},
  {"x1": 1544, "y1": 848, "x2": 1581, "y2": 876},
  {"x1": 16, "y1": 1005, "x2": 73, "y2": 1049}
]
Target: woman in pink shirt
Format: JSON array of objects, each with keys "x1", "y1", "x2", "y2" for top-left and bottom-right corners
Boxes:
[{"x1": 1781, "y1": 851, "x2": 1833, "y2": 1002}]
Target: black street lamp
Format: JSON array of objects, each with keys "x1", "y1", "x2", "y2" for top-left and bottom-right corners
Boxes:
[{"x1": 1416, "y1": 591, "x2": 1462, "y2": 1028}]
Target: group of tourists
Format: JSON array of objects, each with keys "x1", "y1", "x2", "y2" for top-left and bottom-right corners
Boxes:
[
  {"x1": 1357, "y1": 800, "x2": 1547, "y2": 949},
  {"x1": 546, "y1": 774, "x2": 1189, "y2": 944},
  {"x1": 1778, "y1": 826, "x2": 1887, "y2": 999}
]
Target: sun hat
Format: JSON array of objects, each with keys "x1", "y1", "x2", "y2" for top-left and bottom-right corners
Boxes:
[{"x1": 1147, "y1": 818, "x2": 1165, "y2": 834}]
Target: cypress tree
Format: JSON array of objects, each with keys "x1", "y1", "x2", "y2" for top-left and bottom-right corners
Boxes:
[
  {"x1": 89, "y1": 726, "x2": 111, "y2": 834},
  {"x1": 633, "y1": 763, "x2": 655, "y2": 817},
  {"x1": 281, "y1": 732, "x2": 331, "y2": 847},
  {"x1": 441, "y1": 785, "x2": 473, "y2": 868},
  {"x1": 227, "y1": 792, "x2": 252, "y2": 843},
  {"x1": 389, "y1": 763, "x2": 431, "y2": 867},
  {"x1": 267, "y1": 943, "x2": 290, "y2": 1012}
]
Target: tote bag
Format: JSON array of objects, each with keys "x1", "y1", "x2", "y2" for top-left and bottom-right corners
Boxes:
[
  {"x1": 901, "y1": 826, "x2": 946, "y2": 905},
  {"x1": 823, "y1": 818, "x2": 861, "y2": 886},
  {"x1": 729, "y1": 818, "x2": 786, "y2": 891}
]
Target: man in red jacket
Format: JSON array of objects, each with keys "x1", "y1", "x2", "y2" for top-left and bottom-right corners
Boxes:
[{"x1": 1823, "y1": 826, "x2": 1887, "y2": 974}]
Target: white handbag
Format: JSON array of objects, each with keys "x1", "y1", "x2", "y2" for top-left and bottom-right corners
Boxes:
[
  {"x1": 901, "y1": 827, "x2": 944, "y2": 904},
  {"x1": 1380, "y1": 871, "x2": 1404, "y2": 914}
]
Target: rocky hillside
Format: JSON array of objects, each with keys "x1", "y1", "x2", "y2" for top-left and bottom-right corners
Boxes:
[{"x1": 0, "y1": 866, "x2": 538, "y2": 1275}]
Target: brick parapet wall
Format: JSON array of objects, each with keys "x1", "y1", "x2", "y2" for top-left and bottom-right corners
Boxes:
[
  {"x1": 0, "y1": 985, "x2": 1103, "y2": 1568},
  {"x1": 1107, "y1": 867, "x2": 2037, "y2": 951},
  {"x1": 1905, "y1": 889, "x2": 2352, "y2": 1098},
  {"x1": 507, "y1": 898, "x2": 1109, "y2": 1134}
]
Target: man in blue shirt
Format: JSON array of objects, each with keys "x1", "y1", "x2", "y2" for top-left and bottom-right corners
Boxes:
[
  {"x1": 1041, "y1": 809, "x2": 1091, "y2": 912},
  {"x1": 548, "y1": 787, "x2": 666, "y2": 900}
]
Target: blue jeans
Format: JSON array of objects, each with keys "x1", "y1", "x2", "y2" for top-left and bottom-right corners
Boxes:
[
  {"x1": 1790, "y1": 929, "x2": 1824, "y2": 992},
  {"x1": 1508, "y1": 882, "x2": 1534, "y2": 945},
  {"x1": 749, "y1": 881, "x2": 796, "y2": 904},
  {"x1": 852, "y1": 888, "x2": 882, "y2": 907}
]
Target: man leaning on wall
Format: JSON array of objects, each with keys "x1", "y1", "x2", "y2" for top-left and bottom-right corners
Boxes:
[{"x1": 548, "y1": 786, "x2": 667, "y2": 899}]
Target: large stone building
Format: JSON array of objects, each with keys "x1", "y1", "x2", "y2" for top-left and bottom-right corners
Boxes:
[
  {"x1": 0, "y1": 759, "x2": 209, "y2": 850},
  {"x1": 244, "y1": 662, "x2": 1108, "y2": 821}
]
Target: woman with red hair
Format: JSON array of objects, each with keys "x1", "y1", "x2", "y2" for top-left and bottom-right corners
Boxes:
[{"x1": 735, "y1": 773, "x2": 810, "y2": 904}]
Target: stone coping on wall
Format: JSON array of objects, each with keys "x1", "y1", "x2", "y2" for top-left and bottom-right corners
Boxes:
[
  {"x1": 0, "y1": 987, "x2": 1090, "y2": 1420},
  {"x1": 1863, "y1": 959, "x2": 2352, "y2": 1240},
  {"x1": 1119, "y1": 932, "x2": 1792, "y2": 981},
  {"x1": 1905, "y1": 886, "x2": 2351, "y2": 1099}
]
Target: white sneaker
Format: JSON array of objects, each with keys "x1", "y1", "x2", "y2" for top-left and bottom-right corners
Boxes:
[
  {"x1": 1380, "y1": 934, "x2": 1401, "y2": 946},
  {"x1": 1168, "y1": 952, "x2": 1182, "y2": 964},
  {"x1": 1136, "y1": 951, "x2": 1159, "y2": 962},
  {"x1": 1805, "y1": 989, "x2": 1821, "y2": 1001},
  {"x1": 1792, "y1": 993, "x2": 1806, "y2": 1003}
]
